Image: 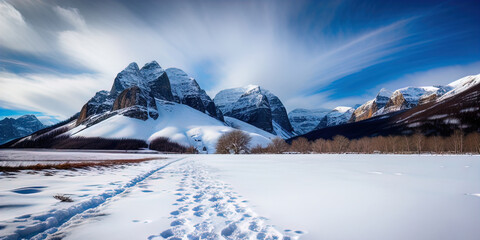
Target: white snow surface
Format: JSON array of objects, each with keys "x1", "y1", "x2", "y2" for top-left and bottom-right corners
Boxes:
[
  {"x1": 67, "y1": 101, "x2": 272, "y2": 153},
  {"x1": 1, "y1": 153, "x2": 479, "y2": 240},
  {"x1": 439, "y1": 74, "x2": 480, "y2": 100}
]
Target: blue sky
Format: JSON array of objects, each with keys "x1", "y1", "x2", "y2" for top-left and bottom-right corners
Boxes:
[{"x1": 0, "y1": 0, "x2": 479, "y2": 123}]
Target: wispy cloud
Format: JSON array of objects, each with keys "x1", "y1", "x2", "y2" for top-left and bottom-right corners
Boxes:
[{"x1": 0, "y1": 0, "x2": 478, "y2": 119}]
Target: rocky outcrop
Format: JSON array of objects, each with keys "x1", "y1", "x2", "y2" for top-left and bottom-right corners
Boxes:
[
  {"x1": 418, "y1": 93, "x2": 438, "y2": 105},
  {"x1": 110, "y1": 61, "x2": 173, "y2": 101},
  {"x1": 166, "y1": 68, "x2": 223, "y2": 121},
  {"x1": 263, "y1": 90, "x2": 294, "y2": 133},
  {"x1": 76, "y1": 91, "x2": 114, "y2": 125},
  {"x1": 214, "y1": 85, "x2": 293, "y2": 136},
  {"x1": 112, "y1": 86, "x2": 158, "y2": 120},
  {"x1": 350, "y1": 100, "x2": 378, "y2": 122},
  {"x1": 140, "y1": 61, "x2": 174, "y2": 101},
  {"x1": 288, "y1": 108, "x2": 330, "y2": 135},
  {"x1": 350, "y1": 88, "x2": 392, "y2": 123},
  {"x1": 0, "y1": 115, "x2": 45, "y2": 144},
  {"x1": 316, "y1": 107, "x2": 354, "y2": 129},
  {"x1": 230, "y1": 88, "x2": 273, "y2": 133}
]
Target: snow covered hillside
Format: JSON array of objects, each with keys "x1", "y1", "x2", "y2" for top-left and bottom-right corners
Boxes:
[
  {"x1": 68, "y1": 100, "x2": 272, "y2": 153},
  {"x1": 0, "y1": 153, "x2": 479, "y2": 240}
]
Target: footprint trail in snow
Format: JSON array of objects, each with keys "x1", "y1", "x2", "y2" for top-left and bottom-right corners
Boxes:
[{"x1": 149, "y1": 160, "x2": 303, "y2": 240}]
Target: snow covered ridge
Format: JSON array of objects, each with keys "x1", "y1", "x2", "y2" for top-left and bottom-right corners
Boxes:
[
  {"x1": 288, "y1": 108, "x2": 330, "y2": 135},
  {"x1": 214, "y1": 85, "x2": 295, "y2": 138},
  {"x1": 315, "y1": 106, "x2": 354, "y2": 130},
  {"x1": 349, "y1": 74, "x2": 480, "y2": 123},
  {"x1": 0, "y1": 115, "x2": 45, "y2": 145}
]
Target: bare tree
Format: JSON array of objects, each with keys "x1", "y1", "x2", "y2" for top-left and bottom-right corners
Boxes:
[
  {"x1": 412, "y1": 133, "x2": 425, "y2": 154},
  {"x1": 403, "y1": 135, "x2": 411, "y2": 152},
  {"x1": 290, "y1": 137, "x2": 311, "y2": 153},
  {"x1": 311, "y1": 139, "x2": 327, "y2": 153},
  {"x1": 332, "y1": 135, "x2": 350, "y2": 152},
  {"x1": 250, "y1": 144, "x2": 267, "y2": 154},
  {"x1": 452, "y1": 130, "x2": 464, "y2": 153},
  {"x1": 215, "y1": 130, "x2": 252, "y2": 154},
  {"x1": 268, "y1": 137, "x2": 289, "y2": 153}
]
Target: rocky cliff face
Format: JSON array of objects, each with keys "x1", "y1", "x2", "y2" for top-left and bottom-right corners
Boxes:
[
  {"x1": 316, "y1": 107, "x2": 354, "y2": 129},
  {"x1": 288, "y1": 108, "x2": 330, "y2": 135},
  {"x1": 0, "y1": 115, "x2": 45, "y2": 144},
  {"x1": 166, "y1": 68, "x2": 223, "y2": 121},
  {"x1": 262, "y1": 90, "x2": 294, "y2": 133},
  {"x1": 350, "y1": 84, "x2": 459, "y2": 123},
  {"x1": 111, "y1": 86, "x2": 159, "y2": 120},
  {"x1": 77, "y1": 61, "x2": 177, "y2": 124},
  {"x1": 214, "y1": 85, "x2": 293, "y2": 137},
  {"x1": 350, "y1": 88, "x2": 392, "y2": 122}
]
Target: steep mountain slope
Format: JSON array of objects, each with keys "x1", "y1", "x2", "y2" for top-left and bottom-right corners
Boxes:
[
  {"x1": 4, "y1": 61, "x2": 275, "y2": 152},
  {"x1": 288, "y1": 108, "x2": 330, "y2": 135},
  {"x1": 350, "y1": 88, "x2": 392, "y2": 122},
  {"x1": 315, "y1": 107, "x2": 354, "y2": 129},
  {"x1": 166, "y1": 68, "x2": 223, "y2": 121},
  {"x1": 349, "y1": 75, "x2": 479, "y2": 123},
  {"x1": 67, "y1": 100, "x2": 272, "y2": 153},
  {"x1": 292, "y1": 74, "x2": 480, "y2": 141},
  {"x1": 214, "y1": 85, "x2": 294, "y2": 138},
  {"x1": 0, "y1": 115, "x2": 45, "y2": 144}
]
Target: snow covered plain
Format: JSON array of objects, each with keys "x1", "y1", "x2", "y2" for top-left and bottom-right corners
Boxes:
[{"x1": 1, "y1": 153, "x2": 479, "y2": 240}]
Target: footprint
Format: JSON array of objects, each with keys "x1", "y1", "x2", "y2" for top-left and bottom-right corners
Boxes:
[
  {"x1": 221, "y1": 223, "x2": 237, "y2": 237},
  {"x1": 160, "y1": 229, "x2": 174, "y2": 238},
  {"x1": 170, "y1": 219, "x2": 186, "y2": 226}
]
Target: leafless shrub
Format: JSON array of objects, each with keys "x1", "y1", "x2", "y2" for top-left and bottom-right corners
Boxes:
[
  {"x1": 215, "y1": 130, "x2": 252, "y2": 154},
  {"x1": 53, "y1": 194, "x2": 73, "y2": 202},
  {"x1": 268, "y1": 138, "x2": 289, "y2": 153},
  {"x1": 250, "y1": 144, "x2": 267, "y2": 154},
  {"x1": 289, "y1": 137, "x2": 311, "y2": 153},
  {"x1": 149, "y1": 137, "x2": 197, "y2": 153}
]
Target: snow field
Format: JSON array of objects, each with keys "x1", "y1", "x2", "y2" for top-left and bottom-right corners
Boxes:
[{"x1": 1, "y1": 153, "x2": 479, "y2": 240}]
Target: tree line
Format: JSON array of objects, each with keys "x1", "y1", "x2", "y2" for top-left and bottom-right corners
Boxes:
[{"x1": 217, "y1": 130, "x2": 480, "y2": 154}]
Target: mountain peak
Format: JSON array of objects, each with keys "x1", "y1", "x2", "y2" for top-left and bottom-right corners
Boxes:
[
  {"x1": 125, "y1": 62, "x2": 140, "y2": 72},
  {"x1": 377, "y1": 88, "x2": 392, "y2": 97},
  {"x1": 140, "y1": 61, "x2": 165, "y2": 82}
]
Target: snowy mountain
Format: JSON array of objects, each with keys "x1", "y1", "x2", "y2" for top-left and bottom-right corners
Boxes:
[
  {"x1": 68, "y1": 100, "x2": 272, "y2": 153},
  {"x1": 294, "y1": 74, "x2": 480, "y2": 141},
  {"x1": 166, "y1": 68, "x2": 223, "y2": 121},
  {"x1": 0, "y1": 115, "x2": 45, "y2": 144},
  {"x1": 288, "y1": 108, "x2": 330, "y2": 135},
  {"x1": 214, "y1": 85, "x2": 294, "y2": 138},
  {"x1": 349, "y1": 88, "x2": 392, "y2": 122},
  {"x1": 4, "y1": 61, "x2": 275, "y2": 153},
  {"x1": 350, "y1": 74, "x2": 480, "y2": 123},
  {"x1": 315, "y1": 107, "x2": 354, "y2": 129}
]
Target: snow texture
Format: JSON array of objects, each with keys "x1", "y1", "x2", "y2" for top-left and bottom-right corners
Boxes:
[{"x1": 1, "y1": 153, "x2": 479, "y2": 240}]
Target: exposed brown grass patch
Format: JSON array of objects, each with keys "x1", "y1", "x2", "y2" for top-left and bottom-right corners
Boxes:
[{"x1": 0, "y1": 157, "x2": 163, "y2": 172}]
